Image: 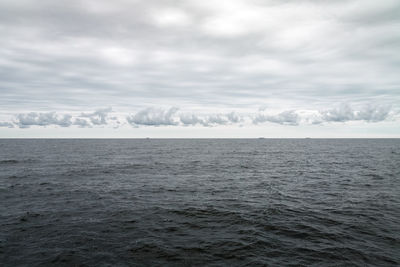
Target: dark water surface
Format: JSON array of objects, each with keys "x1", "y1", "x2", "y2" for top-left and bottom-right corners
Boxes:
[{"x1": 0, "y1": 139, "x2": 399, "y2": 266}]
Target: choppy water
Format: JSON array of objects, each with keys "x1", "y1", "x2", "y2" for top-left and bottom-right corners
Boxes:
[{"x1": 0, "y1": 139, "x2": 399, "y2": 266}]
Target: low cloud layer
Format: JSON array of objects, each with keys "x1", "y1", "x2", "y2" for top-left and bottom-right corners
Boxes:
[{"x1": 2, "y1": 104, "x2": 395, "y2": 129}]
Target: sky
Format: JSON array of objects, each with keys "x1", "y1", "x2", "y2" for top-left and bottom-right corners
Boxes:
[{"x1": 0, "y1": 0, "x2": 399, "y2": 138}]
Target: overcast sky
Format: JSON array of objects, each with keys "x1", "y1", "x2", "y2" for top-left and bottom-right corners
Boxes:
[{"x1": 0, "y1": 0, "x2": 399, "y2": 137}]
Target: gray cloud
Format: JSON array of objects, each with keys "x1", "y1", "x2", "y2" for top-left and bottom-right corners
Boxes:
[
  {"x1": 1, "y1": 104, "x2": 394, "y2": 130},
  {"x1": 226, "y1": 112, "x2": 241, "y2": 123},
  {"x1": 15, "y1": 112, "x2": 73, "y2": 128},
  {"x1": 253, "y1": 111, "x2": 300, "y2": 126},
  {"x1": 126, "y1": 107, "x2": 179, "y2": 126},
  {"x1": 206, "y1": 114, "x2": 228, "y2": 126},
  {"x1": 320, "y1": 104, "x2": 391, "y2": 123},
  {"x1": 319, "y1": 104, "x2": 355, "y2": 122},
  {"x1": 0, "y1": 122, "x2": 14, "y2": 128},
  {"x1": 73, "y1": 118, "x2": 92, "y2": 128},
  {"x1": 0, "y1": 0, "x2": 398, "y2": 136},
  {"x1": 81, "y1": 107, "x2": 112, "y2": 125},
  {"x1": 179, "y1": 113, "x2": 207, "y2": 126},
  {"x1": 355, "y1": 105, "x2": 392, "y2": 122},
  {"x1": 0, "y1": 0, "x2": 399, "y2": 118},
  {"x1": 126, "y1": 108, "x2": 244, "y2": 127},
  {"x1": 179, "y1": 111, "x2": 242, "y2": 127}
]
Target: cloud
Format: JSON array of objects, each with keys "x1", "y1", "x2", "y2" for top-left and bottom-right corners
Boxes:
[
  {"x1": 81, "y1": 107, "x2": 112, "y2": 125},
  {"x1": 319, "y1": 104, "x2": 355, "y2": 122},
  {"x1": 179, "y1": 113, "x2": 206, "y2": 126},
  {"x1": 73, "y1": 118, "x2": 92, "y2": 128},
  {"x1": 179, "y1": 111, "x2": 242, "y2": 127},
  {"x1": 206, "y1": 114, "x2": 229, "y2": 126},
  {"x1": 10, "y1": 108, "x2": 114, "y2": 128},
  {"x1": 126, "y1": 107, "x2": 179, "y2": 126},
  {"x1": 356, "y1": 105, "x2": 392, "y2": 122},
  {"x1": 0, "y1": 122, "x2": 14, "y2": 128},
  {"x1": 226, "y1": 112, "x2": 241, "y2": 123},
  {"x1": 0, "y1": 0, "x2": 399, "y2": 119},
  {"x1": 0, "y1": 104, "x2": 395, "y2": 131},
  {"x1": 15, "y1": 112, "x2": 73, "y2": 128},
  {"x1": 253, "y1": 110, "x2": 300, "y2": 126},
  {"x1": 319, "y1": 104, "x2": 391, "y2": 123}
]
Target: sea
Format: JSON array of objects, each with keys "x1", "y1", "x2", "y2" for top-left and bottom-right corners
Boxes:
[{"x1": 0, "y1": 139, "x2": 399, "y2": 266}]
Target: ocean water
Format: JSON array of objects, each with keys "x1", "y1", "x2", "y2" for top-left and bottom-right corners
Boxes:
[{"x1": 0, "y1": 139, "x2": 399, "y2": 266}]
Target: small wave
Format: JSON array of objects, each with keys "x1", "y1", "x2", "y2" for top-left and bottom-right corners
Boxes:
[
  {"x1": 366, "y1": 173, "x2": 385, "y2": 180},
  {"x1": 0, "y1": 159, "x2": 38, "y2": 164},
  {"x1": 19, "y1": 212, "x2": 42, "y2": 222},
  {"x1": 0, "y1": 159, "x2": 19, "y2": 164},
  {"x1": 8, "y1": 174, "x2": 31, "y2": 179},
  {"x1": 170, "y1": 207, "x2": 240, "y2": 220},
  {"x1": 130, "y1": 243, "x2": 180, "y2": 261}
]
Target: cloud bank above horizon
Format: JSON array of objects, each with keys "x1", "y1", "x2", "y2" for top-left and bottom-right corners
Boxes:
[
  {"x1": 0, "y1": 104, "x2": 396, "y2": 129},
  {"x1": 0, "y1": 0, "x2": 399, "y2": 136}
]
